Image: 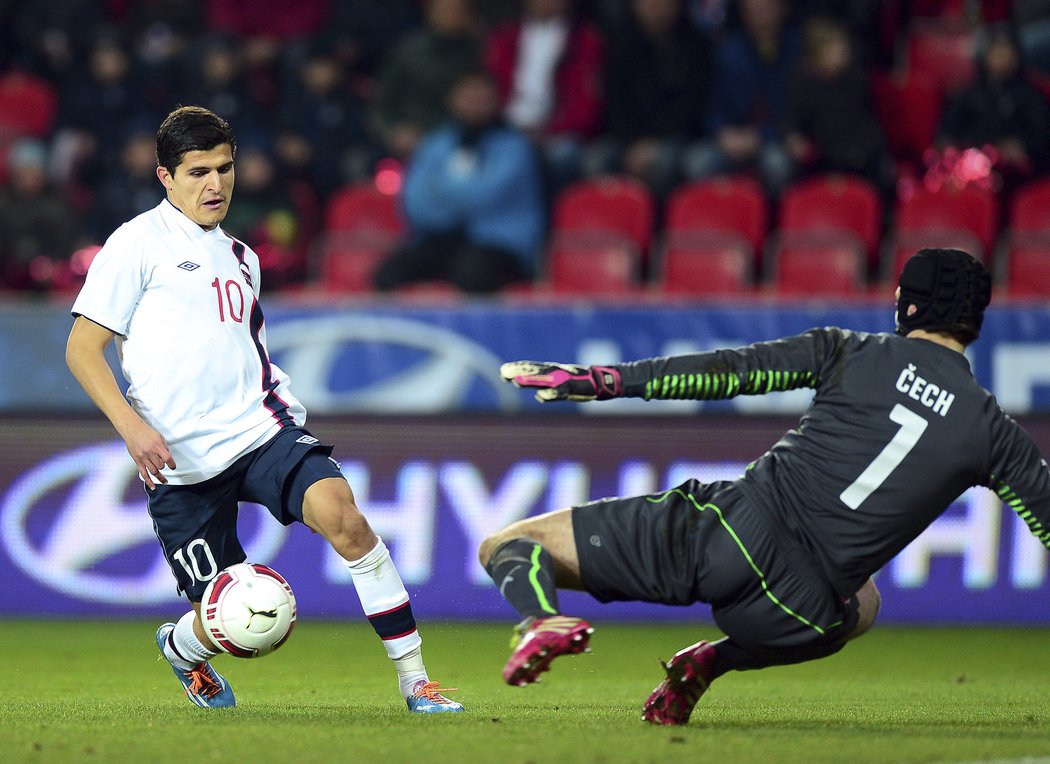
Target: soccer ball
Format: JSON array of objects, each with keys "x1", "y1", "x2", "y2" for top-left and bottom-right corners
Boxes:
[{"x1": 201, "y1": 562, "x2": 297, "y2": 658}]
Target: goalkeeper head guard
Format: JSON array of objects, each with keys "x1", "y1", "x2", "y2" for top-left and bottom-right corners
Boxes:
[{"x1": 896, "y1": 248, "x2": 991, "y2": 345}]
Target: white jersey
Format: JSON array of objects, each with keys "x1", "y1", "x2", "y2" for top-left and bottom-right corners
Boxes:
[{"x1": 71, "y1": 199, "x2": 306, "y2": 484}]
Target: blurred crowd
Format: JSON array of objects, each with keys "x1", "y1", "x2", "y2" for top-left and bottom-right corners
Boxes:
[{"x1": 0, "y1": 0, "x2": 1048, "y2": 296}]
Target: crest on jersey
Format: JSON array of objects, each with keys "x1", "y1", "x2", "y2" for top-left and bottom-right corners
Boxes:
[{"x1": 240, "y1": 263, "x2": 253, "y2": 288}]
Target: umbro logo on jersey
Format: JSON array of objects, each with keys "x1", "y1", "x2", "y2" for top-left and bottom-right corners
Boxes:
[
  {"x1": 177, "y1": 261, "x2": 200, "y2": 271},
  {"x1": 296, "y1": 435, "x2": 320, "y2": 445}
]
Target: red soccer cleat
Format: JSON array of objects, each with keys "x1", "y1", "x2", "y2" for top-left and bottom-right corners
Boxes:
[
  {"x1": 502, "y1": 615, "x2": 593, "y2": 687},
  {"x1": 641, "y1": 640, "x2": 716, "y2": 725}
]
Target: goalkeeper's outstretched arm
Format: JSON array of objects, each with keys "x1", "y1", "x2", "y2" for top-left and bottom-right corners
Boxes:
[{"x1": 501, "y1": 328, "x2": 839, "y2": 403}]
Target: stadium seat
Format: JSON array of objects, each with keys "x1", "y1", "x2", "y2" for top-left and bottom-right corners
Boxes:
[
  {"x1": 777, "y1": 174, "x2": 883, "y2": 268},
  {"x1": 664, "y1": 175, "x2": 768, "y2": 256},
  {"x1": 49, "y1": 244, "x2": 102, "y2": 296},
  {"x1": 884, "y1": 228, "x2": 984, "y2": 284},
  {"x1": 655, "y1": 233, "x2": 753, "y2": 298},
  {"x1": 315, "y1": 231, "x2": 399, "y2": 293},
  {"x1": 552, "y1": 176, "x2": 656, "y2": 258},
  {"x1": 893, "y1": 183, "x2": 998, "y2": 261},
  {"x1": 544, "y1": 232, "x2": 641, "y2": 296},
  {"x1": 1003, "y1": 234, "x2": 1050, "y2": 298},
  {"x1": 323, "y1": 182, "x2": 404, "y2": 235},
  {"x1": 870, "y1": 71, "x2": 942, "y2": 169},
  {"x1": 1008, "y1": 178, "x2": 1050, "y2": 235},
  {"x1": 0, "y1": 71, "x2": 57, "y2": 139},
  {"x1": 771, "y1": 232, "x2": 867, "y2": 298},
  {"x1": 905, "y1": 20, "x2": 976, "y2": 96}
]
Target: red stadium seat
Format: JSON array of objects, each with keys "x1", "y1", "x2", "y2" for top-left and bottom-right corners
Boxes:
[
  {"x1": 894, "y1": 184, "x2": 998, "y2": 260},
  {"x1": 870, "y1": 71, "x2": 942, "y2": 168},
  {"x1": 1003, "y1": 235, "x2": 1050, "y2": 298},
  {"x1": 655, "y1": 233, "x2": 754, "y2": 297},
  {"x1": 49, "y1": 244, "x2": 102, "y2": 296},
  {"x1": 324, "y1": 182, "x2": 404, "y2": 235},
  {"x1": 905, "y1": 20, "x2": 976, "y2": 96},
  {"x1": 315, "y1": 231, "x2": 398, "y2": 293},
  {"x1": 0, "y1": 71, "x2": 57, "y2": 139},
  {"x1": 1008, "y1": 178, "x2": 1050, "y2": 235},
  {"x1": 884, "y1": 228, "x2": 984, "y2": 284},
  {"x1": 771, "y1": 232, "x2": 867, "y2": 298},
  {"x1": 778, "y1": 174, "x2": 883, "y2": 267},
  {"x1": 552, "y1": 176, "x2": 656, "y2": 257},
  {"x1": 665, "y1": 176, "x2": 768, "y2": 256},
  {"x1": 544, "y1": 232, "x2": 641, "y2": 296}
]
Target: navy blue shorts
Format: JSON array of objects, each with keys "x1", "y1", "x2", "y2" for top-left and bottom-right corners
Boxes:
[
  {"x1": 146, "y1": 426, "x2": 344, "y2": 600},
  {"x1": 572, "y1": 479, "x2": 859, "y2": 654}
]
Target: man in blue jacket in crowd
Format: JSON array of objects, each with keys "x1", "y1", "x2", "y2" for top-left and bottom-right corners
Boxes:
[{"x1": 374, "y1": 67, "x2": 545, "y2": 293}]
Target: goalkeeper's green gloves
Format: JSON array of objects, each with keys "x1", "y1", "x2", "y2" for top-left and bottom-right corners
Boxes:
[{"x1": 500, "y1": 361, "x2": 624, "y2": 402}]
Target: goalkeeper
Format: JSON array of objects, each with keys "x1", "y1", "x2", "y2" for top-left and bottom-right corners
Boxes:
[{"x1": 479, "y1": 248, "x2": 1050, "y2": 725}]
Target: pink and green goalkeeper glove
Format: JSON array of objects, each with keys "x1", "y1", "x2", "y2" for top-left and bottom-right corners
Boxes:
[{"x1": 500, "y1": 361, "x2": 624, "y2": 402}]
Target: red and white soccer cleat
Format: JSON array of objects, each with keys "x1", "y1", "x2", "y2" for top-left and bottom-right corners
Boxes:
[
  {"x1": 641, "y1": 640, "x2": 716, "y2": 725},
  {"x1": 502, "y1": 615, "x2": 593, "y2": 687}
]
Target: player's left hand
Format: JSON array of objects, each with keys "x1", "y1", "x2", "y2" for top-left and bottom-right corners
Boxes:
[{"x1": 500, "y1": 361, "x2": 623, "y2": 402}]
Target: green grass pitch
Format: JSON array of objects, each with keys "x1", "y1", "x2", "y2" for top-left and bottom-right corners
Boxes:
[{"x1": 4, "y1": 620, "x2": 1050, "y2": 764}]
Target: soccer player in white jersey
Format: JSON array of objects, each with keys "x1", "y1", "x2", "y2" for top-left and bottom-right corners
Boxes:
[{"x1": 65, "y1": 105, "x2": 463, "y2": 713}]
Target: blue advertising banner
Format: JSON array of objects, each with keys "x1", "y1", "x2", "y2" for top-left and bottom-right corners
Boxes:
[
  {"x1": 2, "y1": 415, "x2": 1049, "y2": 624},
  {"x1": 5, "y1": 299, "x2": 1050, "y2": 414}
]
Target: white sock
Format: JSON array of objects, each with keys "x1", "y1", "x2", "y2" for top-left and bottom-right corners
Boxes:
[
  {"x1": 164, "y1": 610, "x2": 218, "y2": 670},
  {"x1": 394, "y1": 646, "x2": 429, "y2": 698},
  {"x1": 345, "y1": 537, "x2": 424, "y2": 666}
]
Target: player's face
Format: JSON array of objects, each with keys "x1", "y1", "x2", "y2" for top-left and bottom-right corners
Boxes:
[{"x1": 156, "y1": 144, "x2": 235, "y2": 230}]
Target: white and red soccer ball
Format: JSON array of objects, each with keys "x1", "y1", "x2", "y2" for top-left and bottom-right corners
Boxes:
[{"x1": 201, "y1": 562, "x2": 297, "y2": 658}]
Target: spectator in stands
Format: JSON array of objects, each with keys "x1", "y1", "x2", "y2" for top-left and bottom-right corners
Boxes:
[
  {"x1": 686, "y1": 0, "x2": 732, "y2": 36},
  {"x1": 684, "y1": 0, "x2": 802, "y2": 196},
  {"x1": 87, "y1": 123, "x2": 161, "y2": 242},
  {"x1": 275, "y1": 38, "x2": 367, "y2": 199},
  {"x1": 206, "y1": 0, "x2": 332, "y2": 118},
  {"x1": 485, "y1": 0, "x2": 605, "y2": 193},
  {"x1": 10, "y1": 0, "x2": 106, "y2": 84},
  {"x1": 0, "y1": 139, "x2": 82, "y2": 292},
  {"x1": 52, "y1": 31, "x2": 151, "y2": 187},
  {"x1": 785, "y1": 16, "x2": 891, "y2": 192},
  {"x1": 588, "y1": 0, "x2": 713, "y2": 198},
  {"x1": 221, "y1": 139, "x2": 303, "y2": 290},
  {"x1": 789, "y1": 0, "x2": 884, "y2": 67},
  {"x1": 179, "y1": 35, "x2": 266, "y2": 134},
  {"x1": 1015, "y1": 1, "x2": 1050, "y2": 75},
  {"x1": 327, "y1": 0, "x2": 422, "y2": 80},
  {"x1": 936, "y1": 22, "x2": 1050, "y2": 192},
  {"x1": 374, "y1": 69, "x2": 545, "y2": 294},
  {"x1": 372, "y1": 0, "x2": 482, "y2": 163},
  {"x1": 206, "y1": 0, "x2": 329, "y2": 40}
]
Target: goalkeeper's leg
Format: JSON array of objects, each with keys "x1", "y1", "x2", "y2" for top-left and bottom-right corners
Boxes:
[
  {"x1": 643, "y1": 578, "x2": 881, "y2": 725},
  {"x1": 479, "y1": 509, "x2": 594, "y2": 686}
]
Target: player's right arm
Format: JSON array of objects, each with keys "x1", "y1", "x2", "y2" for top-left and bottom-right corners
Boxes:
[{"x1": 65, "y1": 315, "x2": 175, "y2": 489}]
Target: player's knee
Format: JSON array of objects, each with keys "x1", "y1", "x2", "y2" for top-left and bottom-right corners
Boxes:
[
  {"x1": 848, "y1": 578, "x2": 882, "y2": 641},
  {"x1": 478, "y1": 528, "x2": 530, "y2": 569},
  {"x1": 478, "y1": 532, "x2": 508, "y2": 569}
]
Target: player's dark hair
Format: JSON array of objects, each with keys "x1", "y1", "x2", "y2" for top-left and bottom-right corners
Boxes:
[
  {"x1": 155, "y1": 105, "x2": 236, "y2": 174},
  {"x1": 895, "y1": 248, "x2": 992, "y2": 345}
]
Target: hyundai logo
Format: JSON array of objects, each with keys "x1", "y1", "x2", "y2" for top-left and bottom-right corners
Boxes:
[
  {"x1": 266, "y1": 315, "x2": 521, "y2": 414},
  {"x1": 0, "y1": 442, "x2": 286, "y2": 605}
]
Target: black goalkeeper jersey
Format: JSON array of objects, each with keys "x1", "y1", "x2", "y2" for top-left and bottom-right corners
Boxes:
[{"x1": 616, "y1": 328, "x2": 1050, "y2": 597}]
